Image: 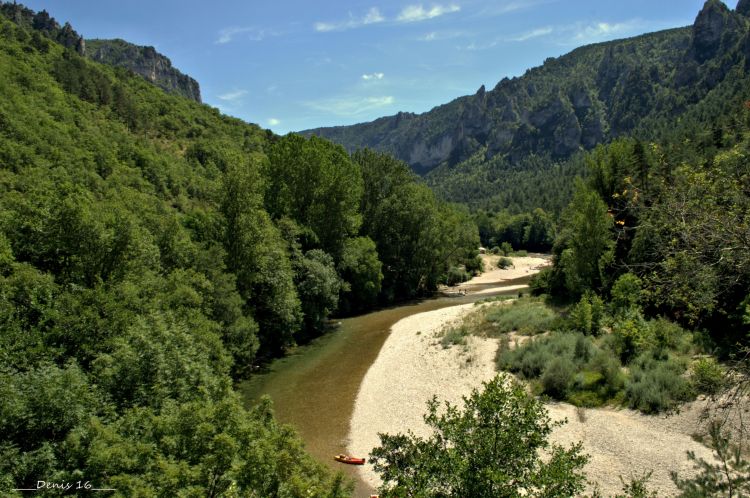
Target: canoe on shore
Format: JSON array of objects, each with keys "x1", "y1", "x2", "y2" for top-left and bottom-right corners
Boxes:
[{"x1": 334, "y1": 454, "x2": 366, "y2": 465}]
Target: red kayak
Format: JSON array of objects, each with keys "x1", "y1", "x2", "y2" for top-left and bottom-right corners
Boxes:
[{"x1": 334, "y1": 454, "x2": 366, "y2": 465}]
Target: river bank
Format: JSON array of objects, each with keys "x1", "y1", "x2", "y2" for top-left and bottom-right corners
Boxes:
[
  {"x1": 240, "y1": 256, "x2": 538, "y2": 497},
  {"x1": 347, "y1": 255, "x2": 715, "y2": 496}
]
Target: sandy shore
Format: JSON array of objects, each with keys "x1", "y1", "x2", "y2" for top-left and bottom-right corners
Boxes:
[
  {"x1": 348, "y1": 302, "x2": 497, "y2": 491},
  {"x1": 461, "y1": 254, "x2": 549, "y2": 287},
  {"x1": 348, "y1": 255, "x2": 717, "y2": 496}
]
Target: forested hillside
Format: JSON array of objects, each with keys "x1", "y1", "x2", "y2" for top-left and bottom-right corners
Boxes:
[{"x1": 0, "y1": 4, "x2": 478, "y2": 494}]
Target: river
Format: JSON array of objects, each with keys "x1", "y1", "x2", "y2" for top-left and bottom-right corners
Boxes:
[{"x1": 239, "y1": 274, "x2": 532, "y2": 496}]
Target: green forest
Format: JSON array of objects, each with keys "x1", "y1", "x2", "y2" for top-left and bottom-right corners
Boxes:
[
  {"x1": 0, "y1": 4, "x2": 479, "y2": 495},
  {"x1": 1, "y1": 0, "x2": 750, "y2": 496}
]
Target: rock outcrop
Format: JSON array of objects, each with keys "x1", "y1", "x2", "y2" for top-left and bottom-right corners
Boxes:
[
  {"x1": 692, "y1": 0, "x2": 738, "y2": 62},
  {"x1": 86, "y1": 39, "x2": 201, "y2": 103}
]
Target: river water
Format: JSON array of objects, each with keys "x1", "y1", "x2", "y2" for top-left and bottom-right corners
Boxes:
[{"x1": 239, "y1": 275, "x2": 532, "y2": 496}]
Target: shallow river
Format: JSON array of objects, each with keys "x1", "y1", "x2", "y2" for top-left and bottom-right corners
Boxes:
[{"x1": 239, "y1": 275, "x2": 531, "y2": 496}]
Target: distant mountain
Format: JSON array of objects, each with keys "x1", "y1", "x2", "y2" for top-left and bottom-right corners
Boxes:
[
  {"x1": 0, "y1": 2, "x2": 201, "y2": 102},
  {"x1": 86, "y1": 39, "x2": 201, "y2": 103},
  {"x1": 302, "y1": 0, "x2": 750, "y2": 183}
]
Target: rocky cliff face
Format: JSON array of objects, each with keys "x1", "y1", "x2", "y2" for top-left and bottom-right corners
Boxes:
[
  {"x1": 0, "y1": 2, "x2": 201, "y2": 103},
  {"x1": 86, "y1": 39, "x2": 201, "y2": 103},
  {"x1": 303, "y1": 0, "x2": 750, "y2": 176}
]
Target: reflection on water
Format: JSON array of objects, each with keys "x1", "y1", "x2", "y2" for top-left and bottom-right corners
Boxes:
[{"x1": 239, "y1": 275, "x2": 531, "y2": 497}]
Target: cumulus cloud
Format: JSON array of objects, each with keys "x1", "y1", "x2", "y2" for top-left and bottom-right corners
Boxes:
[
  {"x1": 305, "y1": 95, "x2": 395, "y2": 116},
  {"x1": 397, "y1": 4, "x2": 460, "y2": 23},
  {"x1": 362, "y1": 72, "x2": 385, "y2": 80},
  {"x1": 314, "y1": 7, "x2": 385, "y2": 32},
  {"x1": 217, "y1": 90, "x2": 248, "y2": 101}
]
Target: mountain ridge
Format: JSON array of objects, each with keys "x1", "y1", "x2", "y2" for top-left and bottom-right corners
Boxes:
[{"x1": 301, "y1": 0, "x2": 750, "y2": 179}]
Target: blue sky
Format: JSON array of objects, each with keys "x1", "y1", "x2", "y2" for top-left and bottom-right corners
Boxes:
[{"x1": 21, "y1": 1, "x2": 725, "y2": 133}]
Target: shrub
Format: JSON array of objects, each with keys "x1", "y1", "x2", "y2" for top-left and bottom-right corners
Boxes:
[
  {"x1": 625, "y1": 354, "x2": 694, "y2": 413},
  {"x1": 529, "y1": 267, "x2": 551, "y2": 295},
  {"x1": 587, "y1": 350, "x2": 625, "y2": 395},
  {"x1": 610, "y1": 273, "x2": 643, "y2": 315},
  {"x1": 445, "y1": 266, "x2": 470, "y2": 286},
  {"x1": 484, "y1": 299, "x2": 557, "y2": 335},
  {"x1": 512, "y1": 250, "x2": 528, "y2": 257},
  {"x1": 609, "y1": 310, "x2": 652, "y2": 363},
  {"x1": 490, "y1": 246, "x2": 501, "y2": 255},
  {"x1": 649, "y1": 318, "x2": 692, "y2": 354},
  {"x1": 570, "y1": 298, "x2": 592, "y2": 334},
  {"x1": 541, "y1": 357, "x2": 575, "y2": 399},
  {"x1": 464, "y1": 255, "x2": 484, "y2": 275},
  {"x1": 441, "y1": 325, "x2": 468, "y2": 348},
  {"x1": 499, "y1": 332, "x2": 578, "y2": 378},
  {"x1": 497, "y1": 256, "x2": 513, "y2": 269},
  {"x1": 500, "y1": 241, "x2": 513, "y2": 256},
  {"x1": 690, "y1": 357, "x2": 724, "y2": 394},
  {"x1": 570, "y1": 292, "x2": 606, "y2": 335}
]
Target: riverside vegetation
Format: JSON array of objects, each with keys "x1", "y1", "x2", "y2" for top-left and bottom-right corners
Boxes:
[{"x1": 1, "y1": 0, "x2": 750, "y2": 497}]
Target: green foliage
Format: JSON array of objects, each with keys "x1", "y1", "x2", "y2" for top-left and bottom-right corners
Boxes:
[
  {"x1": 500, "y1": 241, "x2": 514, "y2": 255},
  {"x1": 625, "y1": 353, "x2": 694, "y2": 413},
  {"x1": 440, "y1": 324, "x2": 469, "y2": 349},
  {"x1": 498, "y1": 309, "x2": 697, "y2": 412},
  {"x1": 483, "y1": 298, "x2": 557, "y2": 335},
  {"x1": 541, "y1": 357, "x2": 575, "y2": 398},
  {"x1": 610, "y1": 273, "x2": 643, "y2": 315},
  {"x1": 569, "y1": 292, "x2": 605, "y2": 335},
  {"x1": 690, "y1": 357, "x2": 725, "y2": 395},
  {"x1": 370, "y1": 377, "x2": 588, "y2": 497},
  {"x1": 296, "y1": 249, "x2": 341, "y2": 335},
  {"x1": 497, "y1": 256, "x2": 513, "y2": 269},
  {"x1": 354, "y1": 149, "x2": 479, "y2": 302},
  {"x1": 266, "y1": 134, "x2": 363, "y2": 257},
  {"x1": 608, "y1": 311, "x2": 653, "y2": 363},
  {"x1": 445, "y1": 266, "x2": 471, "y2": 286},
  {"x1": 337, "y1": 236, "x2": 382, "y2": 314},
  {"x1": 556, "y1": 184, "x2": 614, "y2": 295}
]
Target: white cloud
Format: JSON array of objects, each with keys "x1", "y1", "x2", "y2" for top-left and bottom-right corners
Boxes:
[
  {"x1": 362, "y1": 72, "x2": 385, "y2": 80},
  {"x1": 268, "y1": 118, "x2": 281, "y2": 126},
  {"x1": 315, "y1": 7, "x2": 385, "y2": 32},
  {"x1": 397, "y1": 4, "x2": 460, "y2": 23},
  {"x1": 363, "y1": 7, "x2": 386, "y2": 24},
  {"x1": 418, "y1": 30, "x2": 466, "y2": 41},
  {"x1": 460, "y1": 40, "x2": 498, "y2": 51},
  {"x1": 305, "y1": 95, "x2": 395, "y2": 116},
  {"x1": 218, "y1": 90, "x2": 247, "y2": 101},
  {"x1": 511, "y1": 26, "x2": 553, "y2": 42},
  {"x1": 571, "y1": 21, "x2": 638, "y2": 44},
  {"x1": 216, "y1": 27, "x2": 274, "y2": 44}
]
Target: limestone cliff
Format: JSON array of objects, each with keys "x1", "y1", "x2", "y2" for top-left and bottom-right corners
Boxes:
[{"x1": 86, "y1": 39, "x2": 201, "y2": 103}]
